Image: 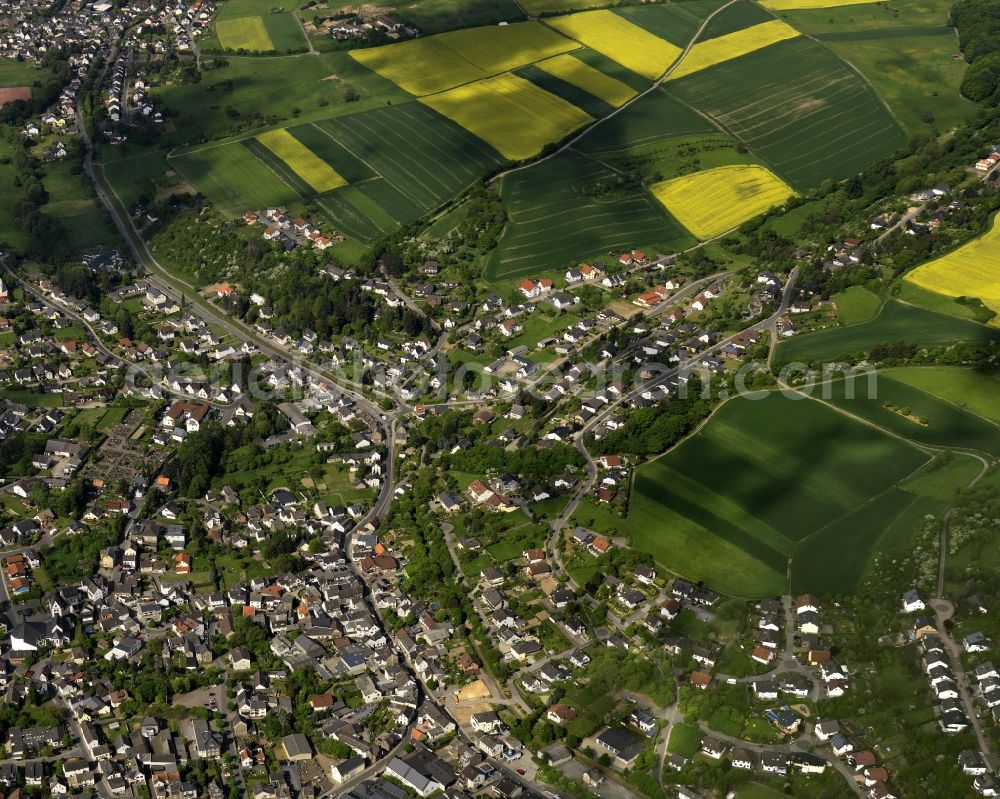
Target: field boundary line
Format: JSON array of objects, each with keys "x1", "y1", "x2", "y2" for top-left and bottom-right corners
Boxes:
[
  {"x1": 779, "y1": 377, "x2": 940, "y2": 456},
  {"x1": 309, "y1": 122, "x2": 388, "y2": 181}
]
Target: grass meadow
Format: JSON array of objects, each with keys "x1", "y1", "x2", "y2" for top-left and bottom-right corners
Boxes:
[
  {"x1": 885, "y1": 366, "x2": 1000, "y2": 426},
  {"x1": 820, "y1": 27, "x2": 975, "y2": 132},
  {"x1": 41, "y1": 159, "x2": 119, "y2": 252},
  {"x1": 216, "y1": 17, "x2": 273, "y2": 51},
  {"x1": 774, "y1": 0, "x2": 955, "y2": 33},
  {"x1": 203, "y1": 0, "x2": 306, "y2": 52},
  {"x1": 819, "y1": 373, "x2": 1000, "y2": 455},
  {"x1": 596, "y1": 134, "x2": 763, "y2": 183},
  {"x1": 896, "y1": 281, "x2": 997, "y2": 324},
  {"x1": 627, "y1": 391, "x2": 929, "y2": 597},
  {"x1": 833, "y1": 285, "x2": 882, "y2": 325},
  {"x1": 774, "y1": 299, "x2": 1000, "y2": 364},
  {"x1": 171, "y1": 140, "x2": 298, "y2": 218},
  {"x1": 0, "y1": 138, "x2": 30, "y2": 252},
  {"x1": 667, "y1": 37, "x2": 905, "y2": 190}
]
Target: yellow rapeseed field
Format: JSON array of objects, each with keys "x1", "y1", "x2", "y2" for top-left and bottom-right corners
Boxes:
[
  {"x1": 668, "y1": 20, "x2": 800, "y2": 81},
  {"x1": 216, "y1": 17, "x2": 273, "y2": 51},
  {"x1": 760, "y1": 0, "x2": 876, "y2": 9},
  {"x1": 421, "y1": 73, "x2": 594, "y2": 161},
  {"x1": 350, "y1": 22, "x2": 578, "y2": 96},
  {"x1": 535, "y1": 53, "x2": 637, "y2": 106},
  {"x1": 905, "y1": 215, "x2": 1000, "y2": 320},
  {"x1": 650, "y1": 164, "x2": 795, "y2": 239},
  {"x1": 256, "y1": 129, "x2": 347, "y2": 194},
  {"x1": 547, "y1": 10, "x2": 682, "y2": 80}
]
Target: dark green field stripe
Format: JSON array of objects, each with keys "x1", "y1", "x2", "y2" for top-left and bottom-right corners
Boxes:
[
  {"x1": 290, "y1": 124, "x2": 377, "y2": 184},
  {"x1": 514, "y1": 64, "x2": 615, "y2": 119},
  {"x1": 241, "y1": 138, "x2": 313, "y2": 198},
  {"x1": 569, "y1": 47, "x2": 650, "y2": 93}
]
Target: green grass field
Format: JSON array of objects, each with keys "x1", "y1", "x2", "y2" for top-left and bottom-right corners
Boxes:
[
  {"x1": 41, "y1": 160, "x2": 118, "y2": 251},
  {"x1": 0, "y1": 138, "x2": 30, "y2": 252},
  {"x1": 774, "y1": 0, "x2": 955, "y2": 34},
  {"x1": 819, "y1": 27, "x2": 974, "y2": 132},
  {"x1": 217, "y1": 16, "x2": 273, "y2": 51},
  {"x1": 137, "y1": 51, "x2": 408, "y2": 150},
  {"x1": 775, "y1": 299, "x2": 1000, "y2": 364},
  {"x1": 171, "y1": 140, "x2": 298, "y2": 218},
  {"x1": 0, "y1": 60, "x2": 52, "y2": 87},
  {"x1": 834, "y1": 285, "x2": 882, "y2": 325},
  {"x1": 818, "y1": 374, "x2": 1000, "y2": 455},
  {"x1": 885, "y1": 366, "x2": 1000, "y2": 425},
  {"x1": 667, "y1": 37, "x2": 905, "y2": 190},
  {"x1": 487, "y1": 149, "x2": 693, "y2": 278},
  {"x1": 377, "y1": 0, "x2": 524, "y2": 34},
  {"x1": 204, "y1": 0, "x2": 306, "y2": 52},
  {"x1": 628, "y1": 391, "x2": 929, "y2": 597}
]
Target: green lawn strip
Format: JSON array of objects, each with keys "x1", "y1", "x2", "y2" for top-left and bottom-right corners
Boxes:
[
  {"x1": 900, "y1": 454, "x2": 985, "y2": 500},
  {"x1": 775, "y1": 299, "x2": 1000, "y2": 365},
  {"x1": 666, "y1": 721, "x2": 702, "y2": 756},
  {"x1": 817, "y1": 373, "x2": 1000, "y2": 455},
  {"x1": 833, "y1": 285, "x2": 882, "y2": 325},
  {"x1": 885, "y1": 365, "x2": 1000, "y2": 426}
]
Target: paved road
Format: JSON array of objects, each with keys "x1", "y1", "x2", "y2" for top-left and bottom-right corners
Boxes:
[{"x1": 931, "y1": 598, "x2": 992, "y2": 755}]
